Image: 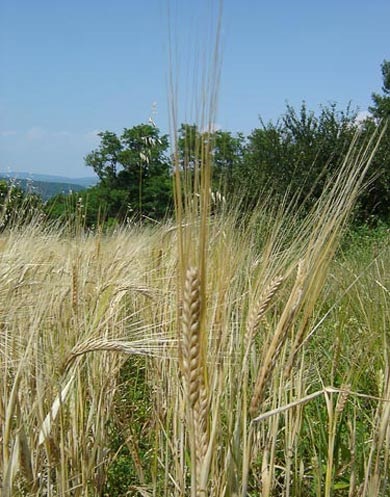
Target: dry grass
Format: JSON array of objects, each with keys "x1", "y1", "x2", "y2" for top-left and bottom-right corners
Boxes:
[
  {"x1": 0, "y1": 223, "x2": 173, "y2": 495},
  {"x1": 0, "y1": 194, "x2": 389, "y2": 496},
  {"x1": 1, "y1": 3, "x2": 389, "y2": 496}
]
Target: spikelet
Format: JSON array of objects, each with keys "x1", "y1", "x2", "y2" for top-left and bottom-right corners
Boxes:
[
  {"x1": 244, "y1": 275, "x2": 284, "y2": 350},
  {"x1": 181, "y1": 267, "x2": 202, "y2": 408},
  {"x1": 336, "y1": 384, "x2": 351, "y2": 415},
  {"x1": 194, "y1": 375, "x2": 209, "y2": 481},
  {"x1": 181, "y1": 267, "x2": 209, "y2": 492}
]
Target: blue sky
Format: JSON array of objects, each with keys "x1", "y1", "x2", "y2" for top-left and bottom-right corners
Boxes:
[{"x1": 0, "y1": 0, "x2": 389, "y2": 178}]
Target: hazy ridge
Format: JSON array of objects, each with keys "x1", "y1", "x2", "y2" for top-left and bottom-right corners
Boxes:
[{"x1": 0, "y1": 172, "x2": 98, "y2": 200}]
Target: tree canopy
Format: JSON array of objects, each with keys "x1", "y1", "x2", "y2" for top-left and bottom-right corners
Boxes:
[
  {"x1": 43, "y1": 60, "x2": 390, "y2": 227},
  {"x1": 369, "y1": 60, "x2": 390, "y2": 119},
  {"x1": 84, "y1": 124, "x2": 173, "y2": 220}
]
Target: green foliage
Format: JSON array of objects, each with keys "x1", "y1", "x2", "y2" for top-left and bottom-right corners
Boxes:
[
  {"x1": 45, "y1": 61, "x2": 385, "y2": 227},
  {"x1": 356, "y1": 60, "x2": 390, "y2": 222},
  {"x1": 85, "y1": 124, "x2": 173, "y2": 220},
  {"x1": 357, "y1": 124, "x2": 390, "y2": 223},
  {"x1": 45, "y1": 186, "x2": 129, "y2": 229},
  {"x1": 177, "y1": 123, "x2": 202, "y2": 170},
  {"x1": 369, "y1": 60, "x2": 390, "y2": 119},
  {"x1": 104, "y1": 357, "x2": 157, "y2": 497},
  {"x1": 238, "y1": 102, "x2": 357, "y2": 211},
  {"x1": 238, "y1": 120, "x2": 289, "y2": 201},
  {"x1": 212, "y1": 129, "x2": 245, "y2": 190},
  {"x1": 177, "y1": 123, "x2": 245, "y2": 193}
]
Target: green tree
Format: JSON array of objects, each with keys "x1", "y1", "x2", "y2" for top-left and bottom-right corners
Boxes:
[
  {"x1": 240, "y1": 103, "x2": 357, "y2": 210},
  {"x1": 177, "y1": 124, "x2": 245, "y2": 195},
  {"x1": 45, "y1": 186, "x2": 129, "y2": 228},
  {"x1": 212, "y1": 130, "x2": 245, "y2": 191},
  {"x1": 359, "y1": 60, "x2": 390, "y2": 221},
  {"x1": 282, "y1": 102, "x2": 357, "y2": 201},
  {"x1": 369, "y1": 60, "x2": 390, "y2": 119},
  {"x1": 85, "y1": 131, "x2": 122, "y2": 186},
  {"x1": 239, "y1": 121, "x2": 288, "y2": 204},
  {"x1": 85, "y1": 124, "x2": 172, "y2": 220},
  {"x1": 177, "y1": 123, "x2": 202, "y2": 172}
]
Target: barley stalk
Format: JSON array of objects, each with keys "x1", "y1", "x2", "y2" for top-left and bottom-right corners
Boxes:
[{"x1": 71, "y1": 262, "x2": 79, "y2": 315}]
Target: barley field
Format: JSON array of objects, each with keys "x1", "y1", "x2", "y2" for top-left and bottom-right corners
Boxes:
[
  {"x1": 1, "y1": 8, "x2": 389, "y2": 494},
  {"x1": 1, "y1": 132, "x2": 389, "y2": 497}
]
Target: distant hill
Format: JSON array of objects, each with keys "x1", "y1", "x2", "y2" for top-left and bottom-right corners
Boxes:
[
  {"x1": 0, "y1": 177, "x2": 87, "y2": 201},
  {"x1": 0, "y1": 172, "x2": 99, "y2": 201},
  {"x1": 0, "y1": 172, "x2": 98, "y2": 188}
]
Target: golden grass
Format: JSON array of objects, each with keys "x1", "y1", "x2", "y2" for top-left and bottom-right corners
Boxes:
[
  {"x1": 1, "y1": 3, "x2": 389, "y2": 495},
  {"x1": 0, "y1": 197, "x2": 389, "y2": 496}
]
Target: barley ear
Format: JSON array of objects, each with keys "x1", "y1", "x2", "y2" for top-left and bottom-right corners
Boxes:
[
  {"x1": 244, "y1": 275, "x2": 284, "y2": 353},
  {"x1": 181, "y1": 266, "x2": 203, "y2": 408},
  {"x1": 181, "y1": 266, "x2": 210, "y2": 495},
  {"x1": 250, "y1": 262, "x2": 304, "y2": 416}
]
